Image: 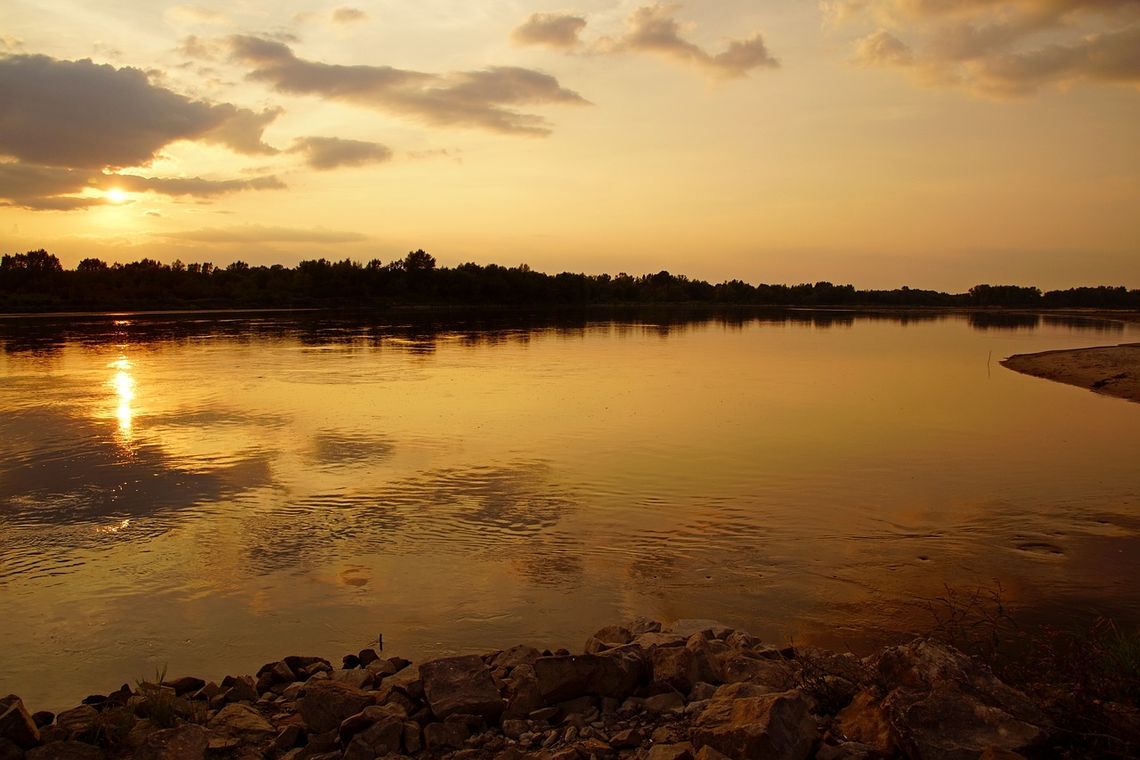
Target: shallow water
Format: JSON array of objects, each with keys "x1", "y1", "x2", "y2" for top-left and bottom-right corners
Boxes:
[{"x1": 1, "y1": 309, "x2": 1138, "y2": 711}]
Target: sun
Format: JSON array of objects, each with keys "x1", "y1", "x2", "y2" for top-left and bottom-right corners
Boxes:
[{"x1": 105, "y1": 188, "x2": 128, "y2": 204}]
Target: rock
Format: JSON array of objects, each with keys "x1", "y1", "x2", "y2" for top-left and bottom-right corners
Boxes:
[
  {"x1": 55, "y1": 706, "x2": 98, "y2": 739},
  {"x1": 380, "y1": 662, "x2": 423, "y2": 701},
  {"x1": 30, "y1": 713, "x2": 53, "y2": 729},
  {"x1": 298, "y1": 680, "x2": 374, "y2": 734},
  {"x1": 646, "y1": 743, "x2": 693, "y2": 760},
  {"x1": 533, "y1": 651, "x2": 646, "y2": 704},
  {"x1": 161, "y1": 678, "x2": 204, "y2": 697},
  {"x1": 815, "y1": 742, "x2": 874, "y2": 760},
  {"x1": 423, "y1": 721, "x2": 469, "y2": 752},
  {"x1": 875, "y1": 639, "x2": 1046, "y2": 759},
  {"x1": 712, "y1": 682, "x2": 778, "y2": 701},
  {"x1": 633, "y1": 633, "x2": 688, "y2": 650},
  {"x1": 501, "y1": 719, "x2": 528, "y2": 740},
  {"x1": 134, "y1": 723, "x2": 208, "y2": 760},
  {"x1": 652, "y1": 646, "x2": 699, "y2": 693},
  {"x1": 723, "y1": 632, "x2": 755, "y2": 650},
  {"x1": 338, "y1": 704, "x2": 406, "y2": 744},
  {"x1": 491, "y1": 646, "x2": 543, "y2": 672},
  {"x1": 694, "y1": 747, "x2": 732, "y2": 760},
  {"x1": 341, "y1": 718, "x2": 403, "y2": 760},
  {"x1": 357, "y1": 649, "x2": 379, "y2": 668},
  {"x1": 219, "y1": 676, "x2": 257, "y2": 704},
  {"x1": 328, "y1": 669, "x2": 370, "y2": 690},
  {"x1": 206, "y1": 703, "x2": 274, "y2": 741},
  {"x1": 834, "y1": 689, "x2": 895, "y2": 756},
  {"x1": 692, "y1": 690, "x2": 817, "y2": 760},
  {"x1": 628, "y1": 617, "x2": 663, "y2": 635},
  {"x1": 0, "y1": 697, "x2": 39, "y2": 750},
  {"x1": 420, "y1": 656, "x2": 504, "y2": 722},
  {"x1": 503, "y1": 664, "x2": 543, "y2": 719},
  {"x1": 716, "y1": 652, "x2": 794, "y2": 690},
  {"x1": 0, "y1": 737, "x2": 22, "y2": 760},
  {"x1": 25, "y1": 742, "x2": 103, "y2": 760},
  {"x1": 884, "y1": 681, "x2": 1043, "y2": 760},
  {"x1": 341, "y1": 655, "x2": 360, "y2": 670},
  {"x1": 402, "y1": 721, "x2": 421, "y2": 754},
  {"x1": 978, "y1": 749, "x2": 1026, "y2": 760},
  {"x1": 269, "y1": 725, "x2": 302, "y2": 754},
  {"x1": 685, "y1": 634, "x2": 721, "y2": 685},
  {"x1": 644, "y1": 691, "x2": 686, "y2": 714},
  {"x1": 609, "y1": 726, "x2": 646, "y2": 748},
  {"x1": 669, "y1": 620, "x2": 732, "y2": 640},
  {"x1": 690, "y1": 683, "x2": 718, "y2": 701}
]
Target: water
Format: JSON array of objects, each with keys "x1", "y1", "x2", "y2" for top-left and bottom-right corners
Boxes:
[{"x1": 1, "y1": 309, "x2": 1138, "y2": 711}]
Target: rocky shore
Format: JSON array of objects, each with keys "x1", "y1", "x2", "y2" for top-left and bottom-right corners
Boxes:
[{"x1": 1, "y1": 618, "x2": 1134, "y2": 760}]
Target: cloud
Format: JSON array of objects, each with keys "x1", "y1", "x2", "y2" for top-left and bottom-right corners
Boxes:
[
  {"x1": 828, "y1": 0, "x2": 1140, "y2": 95},
  {"x1": 227, "y1": 35, "x2": 588, "y2": 135},
  {"x1": 165, "y1": 4, "x2": 228, "y2": 28},
  {"x1": 512, "y1": 13, "x2": 587, "y2": 48},
  {"x1": 332, "y1": 7, "x2": 368, "y2": 25},
  {"x1": 854, "y1": 29, "x2": 915, "y2": 66},
  {"x1": 163, "y1": 225, "x2": 368, "y2": 243},
  {"x1": 0, "y1": 54, "x2": 280, "y2": 168},
  {"x1": 513, "y1": 4, "x2": 778, "y2": 78},
  {"x1": 289, "y1": 136, "x2": 393, "y2": 169},
  {"x1": 98, "y1": 173, "x2": 286, "y2": 197}
]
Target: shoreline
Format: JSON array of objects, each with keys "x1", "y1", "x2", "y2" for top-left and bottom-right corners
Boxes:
[
  {"x1": 1002, "y1": 343, "x2": 1140, "y2": 403},
  {"x1": 2, "y1": 618, "x2": 1133, "y2": 759}
]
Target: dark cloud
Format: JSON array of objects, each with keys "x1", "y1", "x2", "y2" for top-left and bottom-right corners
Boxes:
[
  {"x1": 834, "y1": 0, "x2": 1140, "y2": 95},
  {"x1": 332, "y1": 7, "x2": 368, "y2": 25},
  {"x1": 289, "y1": 136, "x2": 393, "y2": 169},
  {"x1": 0, "y1": 54, "x2": 279, "y2": 168},
  {"x1": 514, "y1": 4, "x2": 778, "y2": 78},
  {"x1": 163, "y1": 225, "x2": 368, "y2": 243},
  {"x1": 228, "y1": 35, "x2": 588, "y2": 135},
  {"x1": 512, "y1": 13, "x2": 588, "y2": 48}
]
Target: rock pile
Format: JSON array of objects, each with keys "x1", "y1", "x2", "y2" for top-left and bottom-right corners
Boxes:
[{"x1": 0, "y1": 618, "x2": 1081, "y2": 759}]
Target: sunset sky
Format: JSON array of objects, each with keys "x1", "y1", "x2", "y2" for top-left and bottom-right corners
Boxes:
[{"x1": 1, "y1": 1, "x2": 1137, "y2": 290}]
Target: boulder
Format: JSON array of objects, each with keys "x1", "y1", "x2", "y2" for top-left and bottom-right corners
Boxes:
[
  {"x1": 0, "y1": 696, "x2": 39, "y2": 749},
  {"x1": 160, "y1": 678, "x2": 204, "y2": 697},
  {"x1": 337, "y1": 705, "x2": 407, "y2": 744},
  {"x1": 423, "y1": 721, "x2": 470, "y2": 752},
  {"x1": 532, "y1": 649, "x2": 645, "y2": 703},
  {"x1": 584, "y1": 626, "x2": 633, "y2": 654},
  {"x1": 884, "y1": 681, "x2": 1044, "y2": 760},
  {"x1": 206, "y1": 703, "x2": 274, "y2": 742},
  {"x1": 55, "y1": 706, "x2": 98, "y2": 739},
  {"x1": 380, "y1": 662, "x2": 423, "y2": 701},
  {"x1": 716, "y1": 651, "x2": 794, "y2": 690},
  {"x1": 646, "y1": 743, "x2": 694, "y2": 760},
  {"x1": 218, "y1": 676, "x2": 257, "y2": 704},
  {"x1": 341, "y1": 718, "x2": 403, "y2": 760},
  {"x1": 503, "y1": 664, "x2": 543, "y2": 719},
  {"x1": 420, "y1": 655, "x2": 504, "y2": 722},
  {"x1": 669, "y1": 620, "x2": 732, "y2": 640},
  {"x1": 298, "y1": 681, "x2": 374, "y2": 734},
  {"x1": 692, "y1": 690, "x2": 817, "y2": 760},
  {"x1": 628, "y1": 618, "x2": 663, "y2": 635},
  {"x1": 134, "y1": 723, "x2": 208, "y2": 760},
  {"x1": 834, "y1": 689, "x2": 895, "y2": 756},
  {"x1": 0, "y1": 738, "x2": 22, "y2": 760},
  {"x1": 652, "y1": 645, "x2": 699, "y2": 693},
  {"x1": 633, "y1": 633, "x2": 688, "y2": 650}
]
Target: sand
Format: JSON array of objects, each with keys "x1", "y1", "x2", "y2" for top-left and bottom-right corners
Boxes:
[{"x1": 1002, "y1": 343, "x2": 1140, "y2": 403}]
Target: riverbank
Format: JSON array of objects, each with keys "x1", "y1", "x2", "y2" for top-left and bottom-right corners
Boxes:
[
  {"x1": 2, "y1": 618, "x2": 1135, "y2": 760},
  {"x1": 1002, "y1": 343, "x2": 1140, "y2": 403}
]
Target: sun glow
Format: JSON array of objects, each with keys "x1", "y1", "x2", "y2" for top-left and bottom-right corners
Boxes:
[{"x1": 105, "y1": 188, "x2": 128, "y2": 204}]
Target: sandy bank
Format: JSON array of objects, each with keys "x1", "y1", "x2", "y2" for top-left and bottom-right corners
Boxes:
[{"x1": 1002, "y1": 343, "x2": 1140, "y2": 403}]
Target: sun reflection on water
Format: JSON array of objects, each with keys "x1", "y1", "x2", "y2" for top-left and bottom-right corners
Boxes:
[{"x1": 109, "y1": 356, "x2": 135, "y2": 439}]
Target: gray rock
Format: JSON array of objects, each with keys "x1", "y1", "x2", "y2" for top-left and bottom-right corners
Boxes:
[
  {"x1": 420, "y1": 655, "x2": 504, "y2": 722},
  {"x1": 297, "y1": 681, "x2": 373, "y2": 734},
  {"x1": 206, "y1": 703, "x2": 274, "y2": 741},
  {"x1": 692, "y1": 690, "x2": 817, "y2": 760},
  {"x1": 0, "y1": 696, "x2": 39, "y2": 749},
  {"x1": 133, "y1": 723, "x2": 208, "y2": 760},
  {"x1": 55, "y1": 706, "x2": 98, "y2": 739}
]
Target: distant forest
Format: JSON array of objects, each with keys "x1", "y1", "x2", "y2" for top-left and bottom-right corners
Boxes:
[{"x1": 2, "y1": 248, "x2": 1138, "y2": 312}]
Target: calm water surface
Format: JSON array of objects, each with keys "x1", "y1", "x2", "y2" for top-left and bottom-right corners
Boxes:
[{"x1": 1, "y1": 310, "x2": 1138, "y2": 710}]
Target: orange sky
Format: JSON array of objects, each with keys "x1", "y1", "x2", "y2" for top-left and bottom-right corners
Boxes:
[{"x1": 1, "y1": 1, "x2": 1137, "y2": 290}]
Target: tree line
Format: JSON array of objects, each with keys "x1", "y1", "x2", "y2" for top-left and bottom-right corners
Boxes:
[{"x1": 1, "y1": 248, "x2": 1137, "y2": 312}]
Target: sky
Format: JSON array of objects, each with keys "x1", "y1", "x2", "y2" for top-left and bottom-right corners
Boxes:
[{"x1": 0, "y1": 0, "x2": 1137, "y2": 291}]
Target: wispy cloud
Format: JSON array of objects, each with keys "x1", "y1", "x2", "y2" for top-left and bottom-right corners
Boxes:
[
  {"x1": 289, "y1": 137, "x2": 393, "y2": 170},
  {"x1": 163, "y1": 225, "x2": 368, "y2": 244},
  {"x1": 512, "y1": 4, "x2": 779, "y2": 79},
  {"x1": 332, "y1": 7, "x2": 368, "y2": 25},
  {"x1": 828, "y1": 0, "x2": 1140, "y2": 96},
  {"x1": 227, "y1": 35, "x2": 588, "y2": 136}
]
